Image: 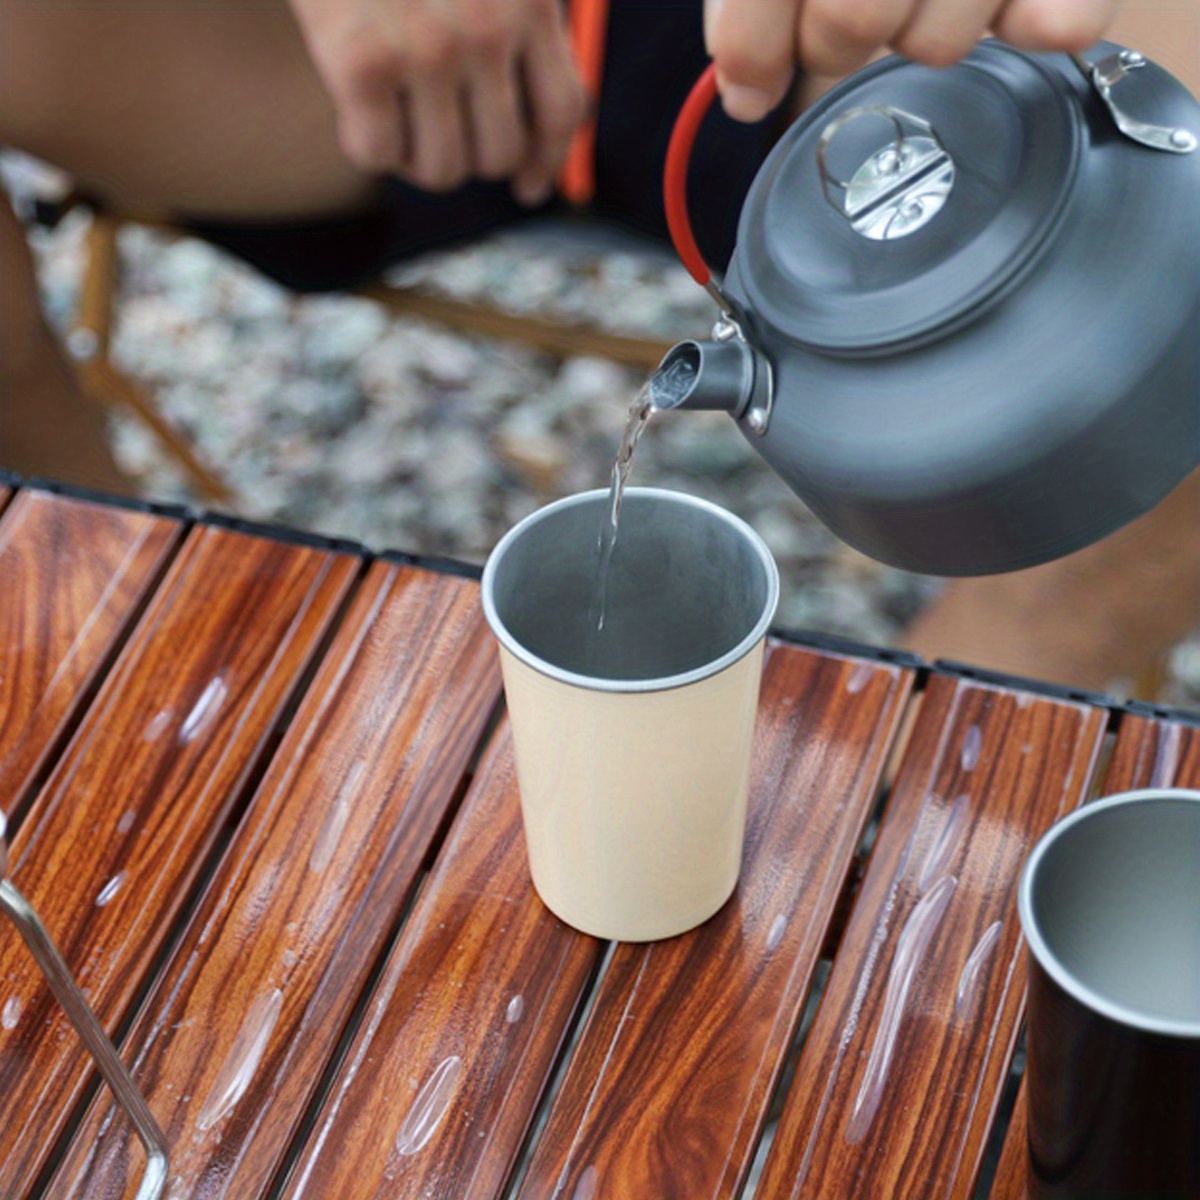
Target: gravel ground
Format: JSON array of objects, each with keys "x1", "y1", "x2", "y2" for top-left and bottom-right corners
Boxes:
[{"x1": 23, "y1": 198, "x2": 1200, "y2": 711}]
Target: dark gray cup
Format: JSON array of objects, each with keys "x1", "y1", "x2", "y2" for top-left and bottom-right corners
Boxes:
[{"x1": 1018, "y1": 789, "x2": 1200, "y2": 1199}]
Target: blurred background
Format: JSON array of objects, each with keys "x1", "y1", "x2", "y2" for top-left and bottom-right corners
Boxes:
[{"x1": 13, "y1": 157, "x2": 1200, "y2": 709}]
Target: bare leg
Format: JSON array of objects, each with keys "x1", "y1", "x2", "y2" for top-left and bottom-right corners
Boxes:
[
  {"x1": 0, "y1": 0, "x2": 381, "y2": 490},
  {"x1": 0, "y1": 1, "x2": 371, "y2": 220},
  {"x1": 901, "y1": 469, "x2": 1200, "y2": 692}
]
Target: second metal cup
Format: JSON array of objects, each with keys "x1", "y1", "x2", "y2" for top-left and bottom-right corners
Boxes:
[{"x1": 1018, "y1": 788, "x2": 1200, "y2": 1198}]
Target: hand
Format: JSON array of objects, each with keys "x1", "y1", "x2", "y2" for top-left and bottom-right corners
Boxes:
[
  {"x1": 289, "y1": 0, "x2": 587, "y2": 203},
  {"x1": 705, "y1": 0, "x2": 1122, "y2": 122}
]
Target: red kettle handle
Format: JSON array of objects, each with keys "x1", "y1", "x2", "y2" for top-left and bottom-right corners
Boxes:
[{"x1": 664, "y1": 64, "x2": 720, "y2": 288}]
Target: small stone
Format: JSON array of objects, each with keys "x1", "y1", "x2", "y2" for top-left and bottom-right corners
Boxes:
[
  {"x1": 157, "y1": 240, "x2": 224, "y2": 310},
  {"x1": 555, "y1": 358, "x2": 634, "y2": 409},
  {"x1": 274, "y1": 378, "x2": 365, "y2": 437},
  {"x1": 423, "y1": 431, "x2": 495, "y2": 496},
  {"x1": 325, "y1": 424, "x2": 408, "y2": 487},
  {"x1": 413, "y1": 332, "x2": 480, "y2": 388},
  {"x1": 1168, "y1": 636, "x2": 1200, "y2": 693},
  {"x1": 297, "y1": 299, "x2": 388, "y2": 372},
  {"x1": 751, "y1": 508, "x2": 817, "y2": 561},
  {"x1": 656, "y1": 416, "x2": 750, "y2": 476},
  {"x1": 223, "y1": 271, "x2": 288, "y2": 321},
  {"x1": 493, "y1": 430, "x2": 569, "y2": 495}
]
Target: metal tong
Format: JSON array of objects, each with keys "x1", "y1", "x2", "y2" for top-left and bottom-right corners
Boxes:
[{"x1": 0, "y1": 811, "x2": 168, "y2": 1200}]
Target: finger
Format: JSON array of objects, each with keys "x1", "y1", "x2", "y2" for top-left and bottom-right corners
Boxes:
[
  {"x1": 404, "y1": 70, "x2": 471, "y2": 192},
  {"x1": 512, "y1": 4, "x2": 586, "y2": 205},
  {"x1": 797, "y1": 0, "x2": 920, "y2": 79},
  {"x1": 463, "y1": 48, "x2": 528, "y2": 181},
  {"x1": 992, "y1": 0, "x2": 1119, "y2": 53},
  {"x1": 705, "y1": 0, "x2": 801, "y2": 122},
  {"x1": 330, "y1": 60, "x2": 407, "y2": 174},
  {"x1": 893, "y1": 0, "x2": 1003, "y2": 66}
]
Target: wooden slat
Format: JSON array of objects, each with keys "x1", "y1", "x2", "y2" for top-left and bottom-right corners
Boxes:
[
  {"x1": 0, "y1": 525, "x2": 358, "y2": 1196},
  {"x1": 989, "y1": 713, "x2": 1200, "y2": 1200},
  {"x1": 515, "y1": 646, "x2": 914, "y2": 1199},
  {"x1": 1101, "y1": 713, "x2": 1200, "y2": 796},
  {"x1": 756, "y1": 673, "x2": 1109, "y2": 1200},
  {"x1": 49, "y1": 564, "x2": 502, "y2": 1200},
  {"x1": 283, "y1": 643, "x2": 913, "y2": 1200},
  {"x1": 0, "y1": 490, "x2": 179, "y2": 821},
  {"x1": 280, "y1": 723, "x2": 600, "y2": 1200}
]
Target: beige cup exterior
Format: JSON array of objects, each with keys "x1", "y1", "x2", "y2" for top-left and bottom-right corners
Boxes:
[
  {"x1": 483, "y1": 487, "x2": 778, "y2": 943},
  {"x1": 499, "y1": 639, "x2": 764, "y2": 941}
]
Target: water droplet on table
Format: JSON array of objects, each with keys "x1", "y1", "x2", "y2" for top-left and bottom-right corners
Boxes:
[
  {"x1": 766, "y1": 914, "x2": 788, "y2": 952},
  {"x1": 917, "y1": 794, "x2": 970, "y2": 893},
  {"x1": 845, "y1": 874, "x2": 957, "y2": 1144},
  {"x1": 572, "y1": 1165, "x2": 599, "y2": 1200},
  {"x1": 955, "y1": 921, "x2": 1003, "y2": 1021},
  {"x1": 309, "y1": 760, "x2": 366, "y2": 874},
  {"x1": 95, "y1": 872, "x2": 128, "y2": 907},
  {"x1": 196, "y1": 988, "x2": 283, "y2": 1131},
  {"x1": 960, "y1": 724, "x2": 983, "y2": 772},
  {"x1": 846, "y1": 661, "x2": 875, "y2": 694},
  {"x1": 2, "y1": 996, "x2": 22, "y2": 1029},
  {"x1": 394, "y1": 1055, "x2": 462, "y2": 1157},
  {"x1": 179, "y1": 674, "x2": 230, "y2": 744},
  {"x1": 143, "y1": 709, "x2": 173, "y2": 742}
]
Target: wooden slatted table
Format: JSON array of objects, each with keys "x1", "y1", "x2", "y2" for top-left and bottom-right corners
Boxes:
[{"x1": 0, "y1": 480, "x2": 1195, "y2": 1200}]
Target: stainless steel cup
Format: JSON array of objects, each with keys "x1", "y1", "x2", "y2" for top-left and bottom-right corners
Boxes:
[
  {"x1": 1018, "y1": 788, "x2": 1200, "y2": 1199},
  {"x1": 481, "y1": 487, "x2": 779, "y2": 941}
]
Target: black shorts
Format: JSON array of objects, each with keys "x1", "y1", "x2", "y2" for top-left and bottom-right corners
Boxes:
[{"x1": 181, "y1": 0, "x2": 790, "y2": 293}]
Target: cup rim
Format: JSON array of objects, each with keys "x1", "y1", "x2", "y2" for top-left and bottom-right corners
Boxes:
[
  {"x1": 481, "y1": 487, "x2": 780, "y2": 693},
  {"x1": 1018, "y1": 787, "x2": 1200, "y2": 1039}
]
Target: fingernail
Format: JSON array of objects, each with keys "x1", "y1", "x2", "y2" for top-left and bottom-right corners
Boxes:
[{"x1": 721, "y1": 84, "x2": 776, "y2": 123}]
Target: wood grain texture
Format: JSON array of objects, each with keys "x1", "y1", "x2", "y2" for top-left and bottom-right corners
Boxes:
[
  {"x1": 515, "y1": 645, "x2": 914, "y2": 1200},
  {"x1": 48, "y1": 565, "x2": 502, "y2": 1200},
  {"x1": 989, "y1": 713, "x2": 1200, "y2": 1200},
  {"x1": 0, "y1": 489, "x2": 179, "y2": 821},
  {"x1": 756, "y1": 673, "x2": 1109, "y2": 1200},
  {"x1": 0, "y1": 525, "x2": 358, "y2": 1197},
  {"x1": 279, "y1": 721, "x2": 602, "y2": 1200}
]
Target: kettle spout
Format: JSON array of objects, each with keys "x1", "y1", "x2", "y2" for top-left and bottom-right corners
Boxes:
[{"x1": 649, "y1": 340, "x2": 757, "y2": 419}]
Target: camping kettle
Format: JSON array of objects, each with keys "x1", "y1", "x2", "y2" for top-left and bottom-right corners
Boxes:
[{"x1": 653, "y1": 41, "x2": 1200, "y2": 575}]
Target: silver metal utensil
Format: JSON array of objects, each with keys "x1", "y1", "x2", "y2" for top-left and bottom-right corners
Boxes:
[{"x1": 0, "y1": 810, "x2": 168, "y2": 1200}]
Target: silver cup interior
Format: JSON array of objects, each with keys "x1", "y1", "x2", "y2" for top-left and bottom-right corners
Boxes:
[
  {"x1": 484, "y1": 489, "x2": 778, "y2": 687},
  {"x1": 1023, "y1": 793, "x2": 1200, "y2": 1027}
]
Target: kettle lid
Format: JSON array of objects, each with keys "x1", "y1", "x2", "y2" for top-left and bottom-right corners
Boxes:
[{"x1": 738, "y1": 41, "x2": 1083, "y2": 352}]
